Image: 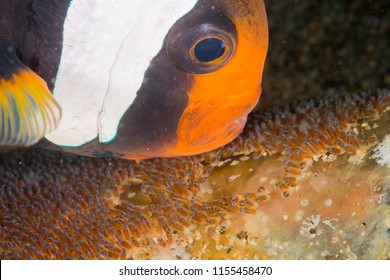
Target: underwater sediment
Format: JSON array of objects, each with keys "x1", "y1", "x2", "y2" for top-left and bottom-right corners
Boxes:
[{"x1": 1, "y1": 89, "x2": 389, "y2": 259}]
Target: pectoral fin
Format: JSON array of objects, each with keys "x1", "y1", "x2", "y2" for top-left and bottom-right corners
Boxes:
[{"x1": 0, "y1": 52, "x2": 61, "y2": 146}]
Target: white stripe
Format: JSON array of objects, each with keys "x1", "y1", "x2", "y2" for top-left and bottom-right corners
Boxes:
[{"x1": 46, "y1": 0, "x2": 197, "y2": 147}]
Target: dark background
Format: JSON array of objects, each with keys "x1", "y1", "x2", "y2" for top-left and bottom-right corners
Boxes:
[{"x1": 259, "y1": 0, "x2": 390, "y2": 110}]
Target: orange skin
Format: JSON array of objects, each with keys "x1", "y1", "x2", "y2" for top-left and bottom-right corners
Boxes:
[{"x1": 150, "y1": 1, "x2": 268, "y2": 158}]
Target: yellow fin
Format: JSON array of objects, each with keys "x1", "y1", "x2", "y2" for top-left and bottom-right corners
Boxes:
[{"x1": 0, "y1": 68, "x2": 61, "y2": 146}]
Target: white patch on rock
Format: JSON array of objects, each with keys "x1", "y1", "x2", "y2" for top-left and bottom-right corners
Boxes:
[
  {"x1": 372, "y1": 134, "x2": 390, "y2": 167},
  {"x1": 299, "y1": 214, "x2": 323, "y2": 238}
]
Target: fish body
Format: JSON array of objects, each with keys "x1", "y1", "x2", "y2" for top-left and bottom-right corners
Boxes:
[{"x1": 0, "y1": 0, "x2": 268, "y2": 159}]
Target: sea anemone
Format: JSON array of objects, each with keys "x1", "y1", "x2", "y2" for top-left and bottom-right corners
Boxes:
[{"x1": 1, "y1": 89, "x2": 389, "y2": 259}]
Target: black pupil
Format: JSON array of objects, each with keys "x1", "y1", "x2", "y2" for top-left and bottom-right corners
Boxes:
[{"x1": 194, "y1": 38, "x2": 225, "y2": 63}]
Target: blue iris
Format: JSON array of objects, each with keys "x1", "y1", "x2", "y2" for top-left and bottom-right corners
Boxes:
[{"x1": 194, "y1": 38, "x2": 225, "y2": 63}]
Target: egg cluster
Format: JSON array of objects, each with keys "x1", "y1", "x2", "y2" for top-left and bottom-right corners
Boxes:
[
  {"x1": 222, "y1": 89, "x2": 390, "y2": 193},
  {"x1": 0, "y1": 148, "x2": 260, "y2": 259},
  {"x1": 0, "y1": 89, "x2": 389, "y2": 259}
]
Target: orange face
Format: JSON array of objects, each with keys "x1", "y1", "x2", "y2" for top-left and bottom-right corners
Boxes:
[{"x1": 159, "y1": 1, "x2": 268, "y2": 157}]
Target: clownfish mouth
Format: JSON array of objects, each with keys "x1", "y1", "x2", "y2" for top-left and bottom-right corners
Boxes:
[
  {"x1": 168, "y1": 91, "x2": 261, "y2": 158},
  {"x1": 188, "y1": 115, "x2": 247, "y2": 147},
  {"x1": 183, "y1": 103, "x2": 250, "y2": 148}
]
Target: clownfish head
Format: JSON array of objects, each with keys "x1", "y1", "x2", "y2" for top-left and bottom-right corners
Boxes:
[{"x1": 45, "y1": 0, "x2": 268, "y2": 159}]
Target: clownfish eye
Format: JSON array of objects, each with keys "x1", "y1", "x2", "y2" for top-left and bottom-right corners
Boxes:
[
  {"x1": 194, "y1": 38, "x2": 225, "y2": 63},
  {"x1": 166, "y1": 12, "x2": 237, "y2": 74}
]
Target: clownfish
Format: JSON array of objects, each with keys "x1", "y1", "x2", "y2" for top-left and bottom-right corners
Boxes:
[{"x1": 0, "y1": 0, "x2": 268, "y2": 159}]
